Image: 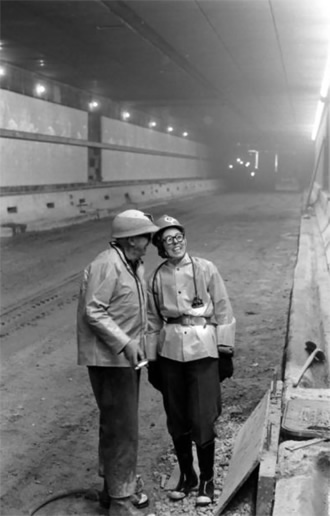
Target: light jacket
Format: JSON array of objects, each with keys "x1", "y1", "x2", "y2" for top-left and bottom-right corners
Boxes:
[
  {"x1": 146, "y1": 253, "x2": 235, "y2": 362},
  {"x1": 77, "y1": 243, "x2": 147, "y2": 366}
]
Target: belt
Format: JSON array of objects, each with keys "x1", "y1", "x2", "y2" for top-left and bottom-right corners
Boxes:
[{"x1": 166, "y1": 315, "x2": 212, "y2": 326}]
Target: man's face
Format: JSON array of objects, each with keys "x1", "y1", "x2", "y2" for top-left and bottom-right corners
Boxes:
[
  {"x1": 162, "y1": 228, "x2": 186, "y2": 261},
  {"x1": 132, "y1": 233, "x2": 152, "y2": 258}
]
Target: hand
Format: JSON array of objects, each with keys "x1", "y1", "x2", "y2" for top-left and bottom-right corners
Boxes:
[
  {"x1": 217, "y1": 345, "x2": 234, "y2": 356},
  {"x1": 218, "y1": 352, "x2": 234, "y2": 382},
  {"x1": 123, "y1": 339, "x2": 144, "y2": 368}
]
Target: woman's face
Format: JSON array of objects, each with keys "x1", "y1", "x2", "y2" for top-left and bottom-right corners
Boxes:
[{"x1": 162, "y1": 227, "x2": 186, "y2": 262}]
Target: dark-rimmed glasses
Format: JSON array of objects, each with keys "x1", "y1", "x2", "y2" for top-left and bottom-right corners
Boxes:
[{"x1": 162, "y1": 233, "x2": 184, "y2": 245}]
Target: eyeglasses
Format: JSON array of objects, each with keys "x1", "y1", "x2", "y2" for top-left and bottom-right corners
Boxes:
[{"x1": 162, "y1": 233, "x2": 185, "y2": 245}]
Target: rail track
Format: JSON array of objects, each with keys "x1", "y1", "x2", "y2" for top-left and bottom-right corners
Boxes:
[{"x1": 0, "y1": 273, "x2": 82, "y2": 338}]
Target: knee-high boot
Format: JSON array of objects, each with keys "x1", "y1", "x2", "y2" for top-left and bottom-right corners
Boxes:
[
  {"x1": 196, "y1": 440, "x2": 215, "y2": 506},
  {"x1": 168, "y1": 434, "x2": 198, "y2": 501}
]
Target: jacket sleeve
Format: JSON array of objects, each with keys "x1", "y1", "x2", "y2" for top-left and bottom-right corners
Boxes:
[
  {"x1": 145, "y1": 274, "x2": 164, "y2": 360},
  {"x1": 208, "y1": 263, "x2": 236, "y2": 350},
  {"x1": 83, "y1": 260, "x2": 131, "y2": 354}
]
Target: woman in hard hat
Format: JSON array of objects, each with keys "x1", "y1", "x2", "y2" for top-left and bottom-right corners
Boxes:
[
  {"x1": 77, "y1": 209, "x2": 159, "y2": 516},
  {"x1": 146, "y1": 215, "x2": 235, "y2": 507}
]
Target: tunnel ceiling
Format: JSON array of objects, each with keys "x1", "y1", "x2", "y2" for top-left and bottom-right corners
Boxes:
[{"x1": 1, "y1": 0, "x2": 329, "y2": 152}]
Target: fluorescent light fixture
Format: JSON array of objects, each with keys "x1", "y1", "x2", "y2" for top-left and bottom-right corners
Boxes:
[
  {"x1": 182, "y1": 132, "x2": 188, "y2": 137},
  {"x1": 35, "y1": 83, "x2": 46, "y2": 95},
  {"x1": 122, "y1": 111, "x2": 131, "y2": 120},
  {"x1": 167, "y1": 126, "x2": 173, "y2": 133},
  {"x1": 312, "y1": 46, "x2": 330, "y2": 141},
  {"x1": 89, "y1": 100, "x2": 99, "y2": 109},
  {"x1": 149, "y1": 121, "x2": 157, "y2": 128}
]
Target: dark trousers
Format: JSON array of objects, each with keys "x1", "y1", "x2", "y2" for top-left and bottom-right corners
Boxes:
[
  {"x1": 159, "y1": 357, "x2": 221, "y2": 447},
  {"x1": 88, "y1": 366, "x2": 140, "y2": 498}
]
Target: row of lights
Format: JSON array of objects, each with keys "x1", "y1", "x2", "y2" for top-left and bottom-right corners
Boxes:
[
  {"x1": 0, "y1": 60, "x2": 189, "y2": 138},
  {"x1": 119, "y1": 109, "x2": 188, "y2": 136},
  {"x1": 228, "y1": 158, "x2": 251, "y2": 169}
]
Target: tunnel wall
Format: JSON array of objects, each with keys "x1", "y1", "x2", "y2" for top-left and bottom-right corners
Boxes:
[
  {"x1": 0, "y1": 88, "x2": 221, "y2": 230},
  {"x1": 284, "y1": 91, "x2": 330, "y2": 391}
]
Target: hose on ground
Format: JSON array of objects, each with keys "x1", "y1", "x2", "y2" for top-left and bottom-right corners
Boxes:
[{"x1": 28, "y1": 488, "x2": 98, "y2": 516}]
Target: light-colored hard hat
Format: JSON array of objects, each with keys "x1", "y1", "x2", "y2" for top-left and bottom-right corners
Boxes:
[
  {"x1": 152, "y1": 214, "x2": 185, "y2": 246},
  {"x1": 111, "y1": 209, "x2": 159, "y2": 238}
]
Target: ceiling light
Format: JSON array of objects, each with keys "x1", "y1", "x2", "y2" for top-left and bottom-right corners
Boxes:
[
  {"x1": 35, "y1": 83, "x2": 46, "y2": 95},
  {"x1": 89, "y1": 100, "x2": 99, "y2": 110},
  {"x1": 167, "y1": 126, "x2": 173, "y2": 133},
  {"x1": 0, "y1": 66, "x2": 6, "y2": 76},
  {"x1": 149, "y1": 121, "x2": 157, "y2": 128},
  {"x1": 250, "y1": 171, "x2": 256, "y2": 177},
  {"x1": 228, "y1": 164, "x2": 233, "y2": 169},
  {"x1": 122, "y1": 111, "x2": 130, "y2": 120},
  {"x1": 245, "y1": 162, "x2": 250, "y2": 167},
  {"x1": 182, "y1": 132, "x2": 188, "y2": 137}
]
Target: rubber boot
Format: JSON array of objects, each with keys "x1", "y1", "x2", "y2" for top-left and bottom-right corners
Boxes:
[
  {"x1": 168, "y1": 434, "x2": 198, "y2": 501},
  {"x1": 196, "y1": 440, "x2": 215, "y2": 506},
  {"x1": 109, "y1": 497, "x2": 143, "y2": 516}
]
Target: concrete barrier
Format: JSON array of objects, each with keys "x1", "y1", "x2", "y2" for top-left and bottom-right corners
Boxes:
[
  {"x1": 0, "y1": 178, "x2": 224, "y2": 235},
  {"x1": 273, "y1": 185, "x2": 330, "y2": 516}
]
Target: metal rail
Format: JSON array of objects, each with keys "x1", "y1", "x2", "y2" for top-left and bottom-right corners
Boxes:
[{"x1": 0, "y1": 273, "x2": 82, "y2": 338}]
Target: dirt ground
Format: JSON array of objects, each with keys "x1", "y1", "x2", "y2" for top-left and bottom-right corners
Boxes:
[{"x1": 0, "y1": 191, "x2": 303, "y2": 516}]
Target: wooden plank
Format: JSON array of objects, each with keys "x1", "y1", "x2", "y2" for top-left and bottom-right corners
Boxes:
[
  {"x1": 256, "y1": 381, "x2": 283, "y2": 516},
  {"x1": 213, "y1": 390, "x2": 270, "y2": 516}
]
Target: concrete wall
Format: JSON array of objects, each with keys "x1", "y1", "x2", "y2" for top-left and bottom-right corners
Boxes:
[
  {"x1": 0, "y1": 87, "x2": 217, "y2": 230},
  {"x1": 0, "y1": 178, "x2": 221, "y2": 232},
  {"x1": 102, "y1": 117, "x2": 206, "y2": 157}
]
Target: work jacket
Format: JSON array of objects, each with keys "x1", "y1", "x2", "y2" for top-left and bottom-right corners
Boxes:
[
  {"x1": 146, "y1": 253, "x2": 235, "y2": 362},
  {"x1": 77, "y1": 243, "x2": 147, "y2": 366}
]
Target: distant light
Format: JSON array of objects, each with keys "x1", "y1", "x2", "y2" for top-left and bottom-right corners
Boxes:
[
  {"x1": 149, "y1": 121, "x2": 157, "y2": 128},
  {"x1": 182, "y1": 132, "x2": 188, "y2": 137},
  {"x1": 89, "y1": 100, "x2": 99, "y2": 110},
  {"x1": 39, "y1": 59, "x2": 45, "y2": 67},
  {"x1": 250, "y1": 171, "x2": 256, "y2": 177},
  {"x1": 0, "y1": 66, "x2": 6, "y2": 77},
  {"x1": 122, "y1": 111, "x2": 131, "y2": 120},
  {"x1": 35, "y1": 83, "x2": 46, "y2": 95},
  {"x1": 167, "y1": 126, "x2": 173, "y2": 133},
  {"x1": 228, "y1": 164, "x2": 233, "y2": 169}
]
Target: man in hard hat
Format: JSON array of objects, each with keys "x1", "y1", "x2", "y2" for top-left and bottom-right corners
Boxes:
[
  {"x1": 77, "y1": 209, "x2": 159, "y2": 516},
  {"x1": 146, "y1": 214, "x2": 235, "y2": 508}
]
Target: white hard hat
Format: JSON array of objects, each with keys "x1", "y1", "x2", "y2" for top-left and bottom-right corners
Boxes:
[{"x1": 111, "y1": 209, "x2": 159, "y2": 238}]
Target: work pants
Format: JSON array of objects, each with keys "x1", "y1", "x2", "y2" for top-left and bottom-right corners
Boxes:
[
  {"x1": 159, "y1": 356, "x2": 221, "y2": 447},
  {"x1": 88, "y1": 366, "x2": 140, "y2": 498}
]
